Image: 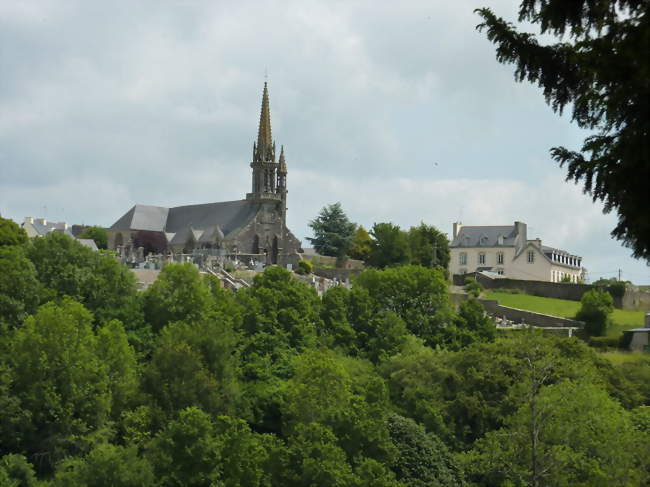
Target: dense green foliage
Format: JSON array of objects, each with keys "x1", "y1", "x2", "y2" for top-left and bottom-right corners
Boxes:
[
  {"x1": 0, "y1": 228, "x2": 646, "y2": 485},
  {"x1": 577, "y1": 289, "x2": 614, "y2": 336},
  {"x1": 476, "y1": 1, "x2": 650, "y2": 260},
  {"x1": 307, "y1": 203, "x2": 356, "y2": 258},
  {"x1": 77, "y1": 226, "x2": 109, "y2": 250},
  {"x1": 348, "y1": 226, "x2": 373, "y2": 262}
]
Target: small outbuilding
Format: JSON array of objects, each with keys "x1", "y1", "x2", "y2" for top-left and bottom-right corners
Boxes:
[{"x1": 623, "y1": 327, "x2": 650, "y2": 352}]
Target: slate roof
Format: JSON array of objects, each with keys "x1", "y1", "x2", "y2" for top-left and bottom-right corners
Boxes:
[
  {"x1": 165, "y1": 200, "x2": 256, "y2": 235},
  {"x1": 110, "y1": 200, "x2": 258, "y2": 238},
  {"x1": 110, "y1": 205, "x2": 169, "y2": 232},
  {"x1": 451, "y1": 225, "x2": 517, "y2": 247},
  {"x1": 77, "y1": 239, "x2": 99, "y2": 251}
]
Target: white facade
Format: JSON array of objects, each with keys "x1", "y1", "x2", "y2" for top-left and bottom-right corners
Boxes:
[{"x1": 449, "y1": 221, "x2": 584, "y2": 283}]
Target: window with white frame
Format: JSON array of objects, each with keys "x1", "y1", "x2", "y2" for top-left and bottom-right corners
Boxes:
[
  {"x1": 479, "y1": 252, "x2": 486, "y2": 265},
  {"x1": 497, "y1": 252, "x2": 504, "y2": 264},
  {"x1": 527, "y1": 250, "x2": 535, "y2": 263},
  {"x1": 459, "y1": 252, "x2": 467, "y2": 265}
]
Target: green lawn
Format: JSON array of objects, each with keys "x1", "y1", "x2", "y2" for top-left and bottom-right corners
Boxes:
[{"x1": 483, "y1": 291, "x2": 646, "y2": 337}]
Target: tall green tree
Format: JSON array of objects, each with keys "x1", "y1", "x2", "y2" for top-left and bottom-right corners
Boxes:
[
  {"x1": 408, "y1": 222, "x2": 450, "y2": 270},
  {"x1": 462, "y1": 381, "x2": 640, "y2": 487},
  {"x1": 142, "y1": 262, "x2": 211, "y2": 332},
  {"x1": 307, "y1": 203, "x2": 356, "y2": 258},
  {"x1": 0, "y1": 218, "x2": 28, "y2": 248},
  {"x1": 354, "y1": 265, "x2": 452, "y2": 347},
  {"x1": 9, "y1": 299, "x2": 111, "y2": 470},
  {"x1": 367, "y1": 223, "x2": 410, "y2": 268},
  {"x1": 476, "y1": 1, "x2": 650, "y2": 260}
]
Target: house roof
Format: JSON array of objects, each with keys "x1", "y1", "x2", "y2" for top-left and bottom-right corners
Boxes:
[{"x1": 451, "y1": 225, "x2": 517, "y2": 247}]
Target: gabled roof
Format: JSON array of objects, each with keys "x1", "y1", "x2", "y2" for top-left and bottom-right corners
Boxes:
[
  {"x1": 169, "y1": 226, "x2": 203, "y2": 245},
  {"x1": 451, "y1": 225, "x2": 517, "y2": 247},
  {"x1": 198, "y1": 224, "x2": 225, "y2": 243}
]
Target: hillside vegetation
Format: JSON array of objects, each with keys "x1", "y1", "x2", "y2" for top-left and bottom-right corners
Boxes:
[
  {"x1": 484, "y1": 291, "x2": 645, "y2": 337},
  {"x1": 0, "y1": 220, "x2": 648, "y2": 486}
]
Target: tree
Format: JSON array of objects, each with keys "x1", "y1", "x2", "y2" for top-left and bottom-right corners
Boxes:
[
  {"x1": 367, "y1": 223, "x2": 410, "y2": 268},
  {"x1": 476, "y1": 1, "x2": 650, "y2": 260},
  {"x1": 26, "y1": 232, "x2": 141, "y2": 326},
  {"x1": 147, "y1": 407, "x2": 222, "y2": 486},
  {"x1": 462, "y1": 380, "x2": 640, "y2": 486},
  {"x1": 0, "y1": 247, "x2": 39, "y2": 327},
  {"x1": 50, "y1": 444, "x2": 154, "y2": 487},
  {"x1": 463, "y1": 276, "x2": 483, "y2": 298},
  {"x1": 142, "y1": 262, "x2": 211, "y2": 332},
  {"x1": 387, "y1": 414, "x2": 466, "y2": 487},
  {"x1": 348, "y1": 226, "x2": 373, "y2": 262},
  {"x1": 576, "y1": 288, "x2": 613, "y2": 336},
  {"x1": 307, "y1": 203, "x2": 356, "y2": 258},
  {"x1": 77, "y1": 226, "x2": 108, "y2": 250},
  {"x1": 9, "y1": 299, "x2": 111, "y2": 470},
  {"x1": 408, "y1": 222, "x2": 450, "y2": 270},
  {"x1": 354, "y1": 265, "x2": 452, "y2": 346},
  {"x1": 0, "y1": 218, "x2": 28, "y2": 248}
]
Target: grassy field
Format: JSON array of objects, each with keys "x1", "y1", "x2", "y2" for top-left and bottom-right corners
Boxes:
[{"x1": 483, "y1": 291, "x2": 646, "y2": 337}]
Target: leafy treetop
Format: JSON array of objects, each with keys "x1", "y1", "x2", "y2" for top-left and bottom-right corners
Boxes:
[{"x1": 476, "y1": 0, "x2": 650, "y2": 260}]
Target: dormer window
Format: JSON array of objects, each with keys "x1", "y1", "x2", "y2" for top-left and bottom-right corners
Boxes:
[
  {"x1": 480, "y1": 236, "x2": 489, "y2": 246},
  {"x1": 497, "y1": 235, "x2": 504, "y2": 245}
]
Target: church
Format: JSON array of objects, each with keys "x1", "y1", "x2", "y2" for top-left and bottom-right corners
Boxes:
[{"x1": 107, "y1": 83, "x2": 302, "y2": 266}]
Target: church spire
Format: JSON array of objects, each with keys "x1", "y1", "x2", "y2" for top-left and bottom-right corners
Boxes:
[{"x1": 255, "y1": 82, "x2": 274, "y2": 162}]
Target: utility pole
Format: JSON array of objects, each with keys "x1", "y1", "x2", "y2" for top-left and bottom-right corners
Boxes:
[{"x1": 618, "y1": 269, "x2": 622, "y2": 281}]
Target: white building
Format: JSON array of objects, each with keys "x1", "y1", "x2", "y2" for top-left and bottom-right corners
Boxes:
[
  {"x1": 449, "y1": 221, "x2": 585, "y2": 283},
  {"x1": 22, "y1": 217, "x2": 74, "y2": 238}
]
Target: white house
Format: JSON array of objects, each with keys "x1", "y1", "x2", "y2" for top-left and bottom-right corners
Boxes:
[{"x1": 449, "y1": 221, "x2": 585, "y2": 283}]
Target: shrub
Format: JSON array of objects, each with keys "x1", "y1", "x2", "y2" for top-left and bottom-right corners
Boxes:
[
  {"x1": 588, "y1": 336, "x2": 620, "y2": 350},
  {"x1": 496, "y1": 288, "x2": 524, "y2": 294},
  {"x1": 295, "y1": 260, "x2": 313, "y2": 275},
  {"x1": 576, "y1": 289, "x2": 613, "y2": 336},
  {"x1": 464, "y1": 277, "x2": 483, "y2": 298}
]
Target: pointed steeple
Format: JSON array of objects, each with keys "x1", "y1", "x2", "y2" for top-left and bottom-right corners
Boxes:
[
  {"x1": 279, "y1": 145, "x2": 287, "y2": 172},
  {"x1": 255, "y1": 82, "x2": 274, "y2": 162}
]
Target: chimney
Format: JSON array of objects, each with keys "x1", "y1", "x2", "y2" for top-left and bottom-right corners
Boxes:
[
  {"x1": 35, "y1": 218, "x2": 47, "y2": 225},
  {"x1": 453, "y1": 222, "x2": 462, "y2": 239},
  {"x1": 24, "y1": 217, "x2": 34, "y2": 224},
  {"x1": 514, "y1": 221, "x2": 527, "y2": 249}
]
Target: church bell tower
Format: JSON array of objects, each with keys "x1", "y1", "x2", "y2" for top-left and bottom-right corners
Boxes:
[{"x1": 246, "y1": 82, "x2": 285, "y2": 203}]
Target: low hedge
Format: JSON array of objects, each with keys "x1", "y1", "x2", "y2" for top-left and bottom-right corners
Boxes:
[{"x1": 588, "y1": 336, "x2": 621, "y2": 349}]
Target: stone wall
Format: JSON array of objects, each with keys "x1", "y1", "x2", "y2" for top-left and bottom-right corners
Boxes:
[
  {"x1": 453, "y1": 273, "x2": 591, "y2": 301},
  {"x1": 479, "y1": 299, "x2": 585, "y2": 329},
  {"x1": 622, "y1": 286, "x2": 650, "y2": 312},
  {"x1": 312, "y1": 267, "x2": 363, "y2": 282}
]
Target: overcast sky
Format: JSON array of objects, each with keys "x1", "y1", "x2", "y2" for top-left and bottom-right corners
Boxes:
[{"x1": 1, "y1": 0, "x2": 647, "y2": 283}]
